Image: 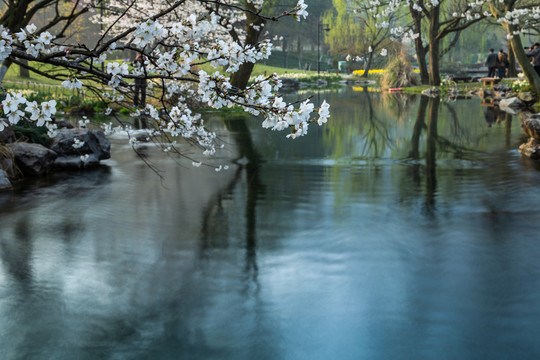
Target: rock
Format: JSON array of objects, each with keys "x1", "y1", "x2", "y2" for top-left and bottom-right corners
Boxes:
[
  {"x1": 421, "y1": 87, "x2": 441, "y2": 97},
  {"x1": 51, "y1": 129, "x2": 108, "y2": 159},
  {"x1": 356, "y1": 79, "x2": 376, "y2": 85},
  {"x1": 9, "y1": 142, "x2": 57, "y2": 176},
  {"x1": 0, "y1": 127, "x2": 16, "y2": 144},
  {"x1": 494, "y1": 84, "x2": 511, "y2": 92},
  {"x1": 526, "y1": 113, "x2": 540, "y2": 121},
  {"x1": 135, "y1": 133, "x2": 151, "y2": 142},
  {"x1": 521, "y1": 118, "x2": 540, "y2": 140},
  {"x1": 50, "y1": 129, "x2": 111, "y2": 169},
  {"x1": 499, "y1": 106, "x2": 520, "y2": 115},
  {"x1": 477, "y1": 89, "x2": 492, "y2": 98},
  {"x1": 92, "y1": 130, "x2": 111, "y2": 159},
  {"x1": 54, "y1": 154, "x2": 100, "y2": 169},
  {"x1": 493, "y1": 91, "x2": 505, "y2": 100},
  {"x1": 518, "y1": 91, "x2": 538, "y2": 106},
  {"x1": 0, "y1": 169, "x2": 12, "y2": 191},
  {"x1": 519, "y1": 138, "x2": 540, "y2": 159},
  {"x1": 499, "y1": 97, "x2": 524, "y2": 108},
  {"x1": 280, "y1": 78, "x2": 300, "y2": 89},
  {"x1": 317, "y1": 79, "x2": 328, "y2": 87},
  {"x1": 53, "y1": 119, "x2": 74, "y2": 129},
  {"x1": 0, "y1": 157, "x2": 16, "y2": 179}
]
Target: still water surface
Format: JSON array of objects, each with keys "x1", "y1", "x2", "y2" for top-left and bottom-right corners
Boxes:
[{"x1": 2, "y1": 89, "x2": 540, "y2": 359}]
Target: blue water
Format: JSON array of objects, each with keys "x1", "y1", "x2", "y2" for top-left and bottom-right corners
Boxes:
[{"x1": 1, "y1": 89, "x2": 540, "y2": 359}]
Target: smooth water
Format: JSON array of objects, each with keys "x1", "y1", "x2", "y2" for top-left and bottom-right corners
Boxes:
[{"x1": 2, "y1": 89, "x2": 540, "y2": 360}]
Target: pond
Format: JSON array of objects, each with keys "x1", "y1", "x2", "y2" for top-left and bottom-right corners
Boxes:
[{"x1": 2, "y1": 88, "x2": 540, "y2": 359}]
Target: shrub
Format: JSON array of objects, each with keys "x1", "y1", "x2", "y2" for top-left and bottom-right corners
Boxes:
[
  {"x1": 11, "y1": 120, "x2": 51, "y2": 147},
  {"x1": 381, "y1": 53, "x2": 419, "y2": 89}
]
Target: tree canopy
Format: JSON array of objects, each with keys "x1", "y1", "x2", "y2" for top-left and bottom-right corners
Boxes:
[{"x1": 0, "y1": 0, "x2": 330, "y2": 166}]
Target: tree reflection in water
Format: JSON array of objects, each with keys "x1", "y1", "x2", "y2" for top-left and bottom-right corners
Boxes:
[{"x1": 199, "y1": 115, "x2": 265, "y2": 295}]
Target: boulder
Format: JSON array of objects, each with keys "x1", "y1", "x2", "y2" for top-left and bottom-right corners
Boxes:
[
  {"x1": 493, "y1": 91, "x2": 505, "y2": 100},
  {"x1": 519, "y1": 138, "x2": 540, "y2": 159},
  {"x1": 494, "y1": 84, "x2": 511, "y2": 92},
  {"x1": 54, "y1": 154, "x2": 100, "y2": 169},
  {"x1": 280, "y1": 77, "x2": 300, "y2": 89},
  {"x1": 505, "y1": 91, "x2": 518, "y2": 98},
  {"x1": 526, "y1": 113, "x2": 540, "y2": 121},
  {"x1": 521, "y1": 118, "x2": 540, "y2": 140},
  {"x1": 0, "y1": 157, "x2": 16, "y2": 179},
  {"x1": 499, "y1": 97, "x2": 524, "y2": 108},
  {"x1": 518, "y1": 91, "x2": 538, "y2": 106},
  {"x1": 0, "y1": 169, "x2": 12, "y2": 191},
  {"x1": 316, "y1": 79, "x2": 328, "y2": 87},
  {"x1": 9, "y1": 142, "x2": 57, "y2": 176},
  {"x1": 50, "y1": 128, "x2": 111, "y2": 169},
  {"x1": 422, "y1": 87, "x2": 441, "y2": 97},
  {"x1": 53, "y1": 119, "x2": 74, "y2": 129}
]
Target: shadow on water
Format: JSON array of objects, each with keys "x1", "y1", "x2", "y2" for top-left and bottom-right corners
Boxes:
[
  {"x1": 0, "y1": 216, "x2": 34, "y2": 284},
  {"x1": 0, "y1": 166, "x2": 113, "y2": 289},
  {"x1": 0, "y1": 166, "x2": 112, "y2": 212},
  {"x1": 200, "y1": 115, "x2": 266, "y2": 292}
]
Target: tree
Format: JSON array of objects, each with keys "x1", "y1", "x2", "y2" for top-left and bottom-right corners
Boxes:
[
  {"x1": 372, "y1": 0, "x2": 486, "y2": 85},
  {"x1": 0, "y1": 0, "x2": 89, "y2": 82},
  {"x1": 92, "y1": 0, "x2": 286, "y2": 90},
  {"x1": 484, "y1": 0, "x2": 540, "y2": 93},
  {"x1": 0, "y1": 0, "x2": 330, "y2": 167},
  {"x1": 323, "y1": 0, "x2": 397, "y2": 76}
]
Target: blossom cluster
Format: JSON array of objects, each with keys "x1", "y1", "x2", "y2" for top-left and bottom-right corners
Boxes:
[
  {"x1": 1, "y1": 0, "x2": 330, "y2": 166},
  {"x1": 1, "y1": 91, "x2": 57, "y2": 136}
]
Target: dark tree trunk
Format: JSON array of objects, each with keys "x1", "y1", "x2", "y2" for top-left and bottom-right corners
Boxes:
[
  {"x1": 507, "y1": 38, "x2": 517, "y2": 77},
  {"x1": 362, "y1": 51, "x2": 374, "y2": 78},
  {"x1": 428, "y1": 6, "x2": 441, "y2": 86},
  {"x1": 508, "y1": 33, "x2": 540, "y2": 93},
  {"x1": 230, "y1": 6, "x2": 264, "y2": 90},
  {"x1": 416, "y1": 43, "x2": 429, "y2": 85},
  {"x1": 297, "y1": 35, "x2": 303, "y2": 69},
  {"x1": 0, "y1": 58, "x2": 13, "y2": 83},
  {"x1": 411, "y1": 5, "x2": 429, "y2": 84},
  {"x1": 19, "y1": 59, "x2": 30, "y2": 78}
]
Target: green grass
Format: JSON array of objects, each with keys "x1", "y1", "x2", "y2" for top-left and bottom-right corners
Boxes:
[
  {"x1": 250, "y1": 64, "x2": 320, "y2": 78},
  {"x1": 4, "y1": 62, "x2": 67, "y2": 85},
  {"x1": 401, "y1": 78, "x2": 518, "y2": 95}
]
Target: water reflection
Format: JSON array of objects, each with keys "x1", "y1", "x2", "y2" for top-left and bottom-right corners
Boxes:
[
  {"x1": 201, "y1": 115, "x2": 264, "y2": 294},
  {"x1": 3, "y1": 90, "x2": 540, "y2": 359}
]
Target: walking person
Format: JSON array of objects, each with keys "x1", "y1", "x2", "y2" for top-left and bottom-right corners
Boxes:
[
  {"x1": 485, "y1": 49, "x2": 498, "y2": 78},
  {"x1": 133, "y1": 53, "x2": 147, "y2": 108},
  {"x1": 526, "y1": 42, "x2": 540, "y2": 77},
  {"x1": 498, "y1": 49, "x2": 508, "y2": 78}
]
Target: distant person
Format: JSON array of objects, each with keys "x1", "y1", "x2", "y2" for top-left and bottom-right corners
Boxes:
[
  {"x1": 497, "y1": 49, "x2": 508, "y2": 78},
  {"x1": 133, "y1": 53, "x2": 147, "y2": 108},
  {"x1": 526, "y1": 42, "x2": 540, "y2": 76},
  {"x1": 485, "y1": 48, "x2": 498, "y2": 77}
]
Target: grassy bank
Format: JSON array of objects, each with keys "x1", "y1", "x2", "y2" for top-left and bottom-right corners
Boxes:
[{"x1": 400, "y1": 78, "x2": 517, "y2": 95}]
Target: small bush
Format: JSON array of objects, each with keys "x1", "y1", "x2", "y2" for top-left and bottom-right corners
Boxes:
[
  {"x1": 381, "y1": 53, "x2": 419, "y2": 89},
  {"x1": 11, "y1": 120, "x2": 51, "y2": 147}
]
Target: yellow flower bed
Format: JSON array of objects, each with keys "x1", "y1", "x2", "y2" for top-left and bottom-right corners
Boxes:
[
  {"x1": 352, "y1": 87, "x2": 381, "y2": 92},
  {"x1": 352, "y1": 69, "x2": 420, "y2": 76}
]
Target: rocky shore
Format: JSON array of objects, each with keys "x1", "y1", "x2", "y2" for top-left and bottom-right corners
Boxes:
[{"x1": 0, "y1": 124, "x2": 110, "y2": 191}]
